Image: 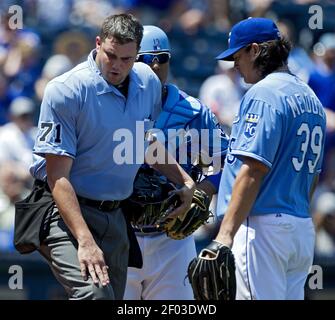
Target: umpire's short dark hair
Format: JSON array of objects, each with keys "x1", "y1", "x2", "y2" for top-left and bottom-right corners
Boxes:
[
  {"x1": 246, "y1": 37, "x2": 292, "y2": 77},
  {"x1": 99, "y1": 13, "x2": 143, "y2": 50}
]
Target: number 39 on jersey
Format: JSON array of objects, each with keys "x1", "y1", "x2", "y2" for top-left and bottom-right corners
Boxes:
[{"x1": 292, "y1": 122, "x2": 323, "y2": 174}]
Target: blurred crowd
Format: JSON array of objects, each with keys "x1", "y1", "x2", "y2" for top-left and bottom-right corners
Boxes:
[{"x1": 0, "y1": 0, "x2": 335, "y2": 264}]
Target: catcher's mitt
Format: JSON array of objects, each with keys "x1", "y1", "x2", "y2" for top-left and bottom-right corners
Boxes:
[
  {"x1": 162, "y1": 188, "x2": 211, "y2": 240},
  {"x1": 122, "y1": 168, "x2": 181, "y2": 228},
  {"x1": 187, "y1": 240, "x2": 236, "y2": 300}
]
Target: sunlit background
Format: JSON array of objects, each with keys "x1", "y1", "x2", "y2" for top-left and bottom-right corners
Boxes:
[{"x1": 0, "y1": 0, "x2": 335, "y2": 299}]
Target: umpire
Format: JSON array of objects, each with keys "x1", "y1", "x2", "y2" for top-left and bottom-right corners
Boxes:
[{"x1": 15, "y1": 14, "x2": 195, "y2": 300}]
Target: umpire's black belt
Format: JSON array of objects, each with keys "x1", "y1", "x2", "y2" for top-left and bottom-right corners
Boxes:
[
  {"x1": 34, "y1": 180, "x2": 120, "y2": 212},
  {"x1": 77, "y1": 195, "x2": 120, "y2": 212}
]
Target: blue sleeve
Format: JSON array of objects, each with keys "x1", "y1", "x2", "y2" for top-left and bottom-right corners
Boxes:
[
  {"x1": 188, "y1": 105, "x2": 229, "y2": 169},
  {"x1": 203, "y1": 171, "x2": 222, "y2": 191},
  {"x1": 326, "y1": 82, "x2": 335, "y2": 112},
  {"x1": 231, "y1": 99, "x2": 283, "y2": 168},
  {"x1": 33, "y1": 81, "x2": 79, "y2": 158}
]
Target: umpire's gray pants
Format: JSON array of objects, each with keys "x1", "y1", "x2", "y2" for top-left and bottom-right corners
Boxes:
[{"x1": 39, "y1": 204, "x2": 129, "y2": 300}]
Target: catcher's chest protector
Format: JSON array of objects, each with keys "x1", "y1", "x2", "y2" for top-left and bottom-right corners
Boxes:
[{"x1": 155, "y1": 83, "x2": 202, "y2": 134}]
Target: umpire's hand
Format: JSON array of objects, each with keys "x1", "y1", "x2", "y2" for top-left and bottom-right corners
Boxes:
[
  {"x1": 78, "y1": 237, "x2": 110, "y2": 287},
  {"x1": 167, "y1": 182, "x2": 195, "y2": 221},
  {"x1": 146, "y1": 139, "x2": 196, "y2": 221}
]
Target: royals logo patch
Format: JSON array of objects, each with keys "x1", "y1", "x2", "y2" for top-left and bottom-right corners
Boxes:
[
  {"x1": 245, "y1": 113, "x2": 260, "y2": 123},
  {"x1": 244, "y1": 113, "x2": 260, "y2": 138},
  {"x1": 153, "y1": 38, "x2": 161, "y2": 50}
]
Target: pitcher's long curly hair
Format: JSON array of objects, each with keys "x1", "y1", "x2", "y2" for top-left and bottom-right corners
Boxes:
[{"x1": 245, "y1": 37, "x2": 292, "y2": 78}]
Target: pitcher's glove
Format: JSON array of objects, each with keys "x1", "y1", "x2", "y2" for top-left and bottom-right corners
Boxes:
[
  {"x1": 187, "y1": 240, "x2": 236, "y2": 300},
  {"x1": 162, "y1": 188, "x2": 211, "y2": 240}
]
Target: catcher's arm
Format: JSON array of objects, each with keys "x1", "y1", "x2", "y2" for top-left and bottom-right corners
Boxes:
[
  {"x1": 145, "y1": 139, "x2": 195, "y2": 220},
  {"x1": 196, "y1": 179, "x2": 217, "y2": 202},
  {"x1": 215, "y1": 156, "x2": 269, "y2": 248}
]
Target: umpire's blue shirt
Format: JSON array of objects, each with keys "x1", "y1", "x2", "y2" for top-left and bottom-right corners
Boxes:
[{"x1": 31, "y1": 50, "x2": 162, "y2": 200}]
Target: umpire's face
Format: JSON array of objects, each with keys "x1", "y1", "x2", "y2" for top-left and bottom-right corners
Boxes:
[{"x1": 95, "y1": 36, "x2": 138, "y2": 85}]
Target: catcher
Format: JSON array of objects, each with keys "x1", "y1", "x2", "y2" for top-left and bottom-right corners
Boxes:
[{"x1": 123, "y1": 26, "x2": 229, "y2": 300}]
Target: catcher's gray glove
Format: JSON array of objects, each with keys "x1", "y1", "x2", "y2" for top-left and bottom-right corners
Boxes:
[
  {"x1": 187, "y1": 240, "x2": 236, "y2": 300},
  {"x1": 162, "y1": 188, "x2": 211, "y2": 240}
]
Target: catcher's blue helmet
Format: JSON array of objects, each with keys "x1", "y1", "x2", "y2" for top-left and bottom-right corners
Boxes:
[{"x1": 139, "y1": 25, "x2": 170, "y2": 53}]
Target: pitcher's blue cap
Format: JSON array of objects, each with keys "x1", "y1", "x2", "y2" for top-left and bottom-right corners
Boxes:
[{"x1": 216, "y1": 17, "x2": 281, "y2": 61}]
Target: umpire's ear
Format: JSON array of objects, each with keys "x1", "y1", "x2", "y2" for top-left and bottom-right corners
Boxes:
[{"x1": 96, "y1": 36, "x2": 102, "y2": 51}]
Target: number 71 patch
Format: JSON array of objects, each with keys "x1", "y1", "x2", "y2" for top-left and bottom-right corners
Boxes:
[{"x1": 38, "y1": 122, "x2": 62, "y2": 143}]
